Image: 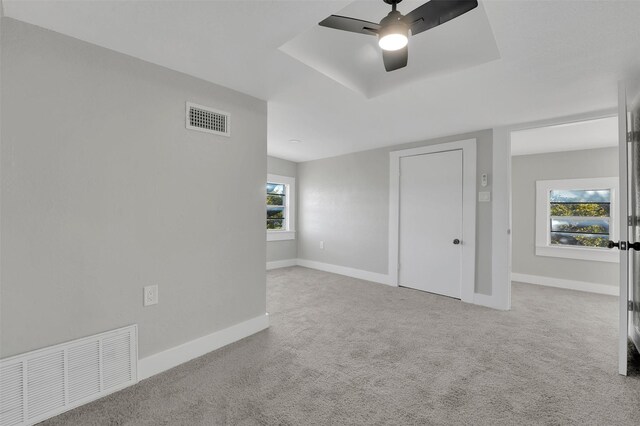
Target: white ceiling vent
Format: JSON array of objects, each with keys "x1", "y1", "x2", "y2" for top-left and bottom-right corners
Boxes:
[
  {"x1": 0, "y1": 325, "x2": 137, "y2": 426},
  {"x1": 186, "y1": 102, "x2": 230, "y2": 137}
]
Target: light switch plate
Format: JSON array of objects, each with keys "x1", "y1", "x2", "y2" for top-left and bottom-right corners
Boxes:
[
  {"x1": 479, "y1": 191, "x2": 491, "y2": 202},
  {"x1": 144, "y1": 285, "x2": 158, "y2": 307}
]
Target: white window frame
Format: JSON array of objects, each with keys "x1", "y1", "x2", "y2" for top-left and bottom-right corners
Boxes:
[
  {"x1": 535, "y1": 177, "x2": 619, "y2": 263},
  {"x1": 266, "y1": 174, "x2": 296, "y2": 241}
]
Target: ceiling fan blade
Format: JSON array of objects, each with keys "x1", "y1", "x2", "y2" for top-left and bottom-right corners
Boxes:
[
  {"x1": 319, "y1": 15, "x2": 380, "y2": 36},
  {"x1": 383, "y1": 46, "x2": 408, "y2": 72},
  {"x1": 405, "y1": 0, "x2": 478, "y2": 36}
]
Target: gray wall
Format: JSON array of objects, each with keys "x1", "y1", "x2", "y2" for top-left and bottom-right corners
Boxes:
[
  {"x1": 266, "y1": 156, "x2": 297, "y2": 262},
  {"x1": 298, "y1": 130, "x2": 494, "y2": 295},
  {"x1": 1, "y1": 18, "x2": 267, "y2": 358},
  {"x1": 511, "y1": 147, "x2": 619, "y2": 286}
]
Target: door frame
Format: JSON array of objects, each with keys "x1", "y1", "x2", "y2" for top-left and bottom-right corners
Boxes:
[
  {"x1": 388, "y1": 139, "x2": 477, "y2": 303},
  {"x1": 618, "y1": 81, "x2": 630, "y2": 376},
  {"x1": 495, "y1": 108, "x2": 617, "y2": 312},
  {"x1": 497, "y1": 108, "x2": 622, "y2": 370}
]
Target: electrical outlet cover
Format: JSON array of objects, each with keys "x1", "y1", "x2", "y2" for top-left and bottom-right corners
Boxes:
[{"x1": 143, "y1": 285, "x2": 158, "y2": 307}]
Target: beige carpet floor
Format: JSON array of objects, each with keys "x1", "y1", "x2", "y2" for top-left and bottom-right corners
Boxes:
[{"x1": 45, "y1": 266, "x2": 640, "y2": 425}]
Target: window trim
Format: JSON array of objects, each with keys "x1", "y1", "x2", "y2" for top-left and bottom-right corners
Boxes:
[
  {"x1": 266, "y1": 174, "x2": 296, "y2": 241},
  {"x1": 535, "y1": 177, "x2": 619, "y2": 263}
]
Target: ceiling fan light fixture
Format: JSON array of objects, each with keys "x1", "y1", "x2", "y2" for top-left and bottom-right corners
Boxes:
[
  {"x1": 378, "y1": 32, "x2": 408, "y2": 51},
  {"x1": 377, "y1": 13, "x2": 409, "y2": 51}
]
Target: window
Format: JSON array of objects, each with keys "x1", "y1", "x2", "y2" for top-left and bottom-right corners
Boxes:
[
  {"x1": 549, "y1": 189, "x2": 611, "y2": 247},
  {"x1": 536, "y1": 177, "x2": 618, "y2": 262},
  {"x1": 266, "y1": 174, "x2": 295, "y2": 241},
  {"x1": 266, "y1": 183, "x2": 286, "y2": 230}
]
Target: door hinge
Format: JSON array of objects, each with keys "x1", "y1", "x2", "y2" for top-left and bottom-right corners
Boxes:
[
  {"x1": 629, "y1": 300, "x2": 635, "y2": 312},
  {"x1": 629, "y1": 216, "x2": 633, "y2": 227}
]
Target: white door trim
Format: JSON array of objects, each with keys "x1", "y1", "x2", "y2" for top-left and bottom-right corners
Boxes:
[
  {"x1": 495, "y1": 108, "x2": 618, "y2": 312},
  {"x1": 617, "y1": 81, "x2": 629, "y2": 376},
  {"x1": 389, "y1": 139, "x2": 477, "y2": 303}
]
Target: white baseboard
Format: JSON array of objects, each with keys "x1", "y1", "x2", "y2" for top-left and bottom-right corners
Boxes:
[
  {"x1": 266, "y1": 259, "x2": 297, "y2": 270},
  {"x1": 268, "y1": 259, "x2": 510, "y2": 309},
  {"x1": 138, "y1": 313, "x2": 269, "y2": 380},
  {"x1": 296, "y1": 258, "x2": 394, "y2": 286},
  {"x1": 511, "y1": 273, "x2": 619, "y2": 296}
]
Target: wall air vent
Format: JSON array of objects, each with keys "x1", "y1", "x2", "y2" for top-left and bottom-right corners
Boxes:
[
  {"x1": 186, "y1": 102, "x2": 230, "y2": 137},
  {"x1": 0, "y1": 325, "x2": 137, "y2": 426}
]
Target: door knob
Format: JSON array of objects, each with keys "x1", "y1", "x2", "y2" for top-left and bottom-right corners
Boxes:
[
  {"x1": 453, "y1": 239, "x2": 460, "y2": 245},
  {"x1": 630, "y1": 242, "x2": 640, "y2": 251},
  {"x1": 606, "y1": 240, "x2": 640, "y2": 250}
]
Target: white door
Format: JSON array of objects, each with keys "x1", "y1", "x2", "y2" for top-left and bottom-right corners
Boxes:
[
  {"x1": 399, "y1": 150, "x2": 463, "y2": 298},
  {"x1": 627, "y1": 82, "x2": 640, "y2": 365},
  {"x1": 615, "y1": 79, "x2": 640, "y2": 375}
]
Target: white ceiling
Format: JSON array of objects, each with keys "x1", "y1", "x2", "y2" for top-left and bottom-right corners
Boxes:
[
  {"x1": 4, "y1": 0, "x2": 640, "y2": 162},
  {"x1": 511, "y1": 116, "x2": 618, "y2": 157}
]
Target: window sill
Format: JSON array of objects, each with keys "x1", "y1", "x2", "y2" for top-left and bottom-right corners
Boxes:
[
  {"x1": 267, "y1": 231, "x2": 296, "y2": 242},
  {"x1": 535, "y1": 245, "x2": 619, "y2": 263}
]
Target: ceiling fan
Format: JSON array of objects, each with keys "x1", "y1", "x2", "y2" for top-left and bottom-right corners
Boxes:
[{"x1": 318, "y1": 0, "x2": 478, "y2": 72}]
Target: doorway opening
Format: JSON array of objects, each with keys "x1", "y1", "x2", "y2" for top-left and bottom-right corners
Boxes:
[
  {"x1": 508, "y1": 113, "x2": 640, "y2": 375},
  {"x1": 510, "y1": 116, "x2": 619, "y2": 293}
]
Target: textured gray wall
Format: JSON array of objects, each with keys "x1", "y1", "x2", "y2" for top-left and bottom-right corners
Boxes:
[
  {"x1": 1, "y1": 19, "x2": 267, "y2": 358},
  {"x1": 297, "y1": 130, "x2": 494, "y2": 295},
  {"x1": 266, "y1": 156, "x2": 297, "y2": 262},
  {"x1": 511, "y1": 147, "x2": 619, "y2": 286}
]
